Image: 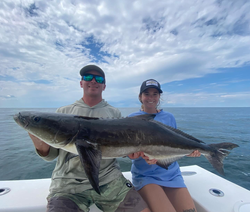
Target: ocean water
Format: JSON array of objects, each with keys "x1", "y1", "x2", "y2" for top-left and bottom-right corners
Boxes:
[{"x1": 0, "y1": 107, "x2": 249, "y2": 191}]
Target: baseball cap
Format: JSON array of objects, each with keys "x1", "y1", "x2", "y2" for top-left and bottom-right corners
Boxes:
[
  {"x1": 140, "y1": 79, "x2": 163, "y2": 94},
  {"x1": 79, "y1": 65, "x2": 105, "y2": 78}
]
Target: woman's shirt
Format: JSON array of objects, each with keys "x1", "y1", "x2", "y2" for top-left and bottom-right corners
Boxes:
[{"x1": 128, "y1": 109, "x2": 186, "y2": 190}]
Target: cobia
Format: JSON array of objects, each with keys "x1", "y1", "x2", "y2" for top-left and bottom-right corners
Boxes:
[{"x1": 13, "y1": 111, "x2": 239, "y2": 194}]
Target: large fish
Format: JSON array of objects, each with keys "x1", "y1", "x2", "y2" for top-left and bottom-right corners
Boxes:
[{"x1": 14, "y1": 111, "x2": 238, "y2": 194}]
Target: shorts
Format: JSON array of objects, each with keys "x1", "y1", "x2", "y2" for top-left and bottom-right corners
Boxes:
[{"x1": 47, "y1": 175, "x2": 148, "y2": 212}]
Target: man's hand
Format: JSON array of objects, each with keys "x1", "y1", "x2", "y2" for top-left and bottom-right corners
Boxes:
[{"x1": 28, "y1": 133, "x2": 50, "y2": 156}]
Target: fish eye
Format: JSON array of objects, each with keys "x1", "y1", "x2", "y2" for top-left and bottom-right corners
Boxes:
[{"x1": 33, "y1": 117, "x2": 41, "y2": 122}]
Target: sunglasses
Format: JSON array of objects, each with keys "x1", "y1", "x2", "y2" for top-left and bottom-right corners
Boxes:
[{"x1": 82, "y1": 74, "x2": 105, "y2": 84}]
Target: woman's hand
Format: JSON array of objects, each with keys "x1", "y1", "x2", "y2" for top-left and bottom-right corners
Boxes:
[
  {"x1": 128, "y1": 151, "x2": 144, "y2": 159},
  {"x1": 143, "y1": 155, "x2": 158, "y2": 165},
  {"x1": 187, "y1": 150, "x2": 201, "y2": 157},
  {"x1": 128, "y1": 152, "x2": 158, "y2": 165}
]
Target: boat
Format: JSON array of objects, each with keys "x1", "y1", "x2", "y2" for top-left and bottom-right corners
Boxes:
[{"x1": 0, "y1": 165, "x2": 250, "y2": 212}]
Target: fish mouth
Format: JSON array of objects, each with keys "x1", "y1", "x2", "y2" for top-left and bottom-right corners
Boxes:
[{"x1": 14, "y1": 113, "x2": 29, "y2": 129}]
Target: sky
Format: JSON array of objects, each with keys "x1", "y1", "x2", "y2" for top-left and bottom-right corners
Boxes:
[{"x1": 0, "y1": 0, "x2": 250, "y2": 108}]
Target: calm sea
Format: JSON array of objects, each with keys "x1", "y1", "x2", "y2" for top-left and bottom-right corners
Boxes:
[{"x1": 0, "y1": 107, "x2": 249, "y2": 190}]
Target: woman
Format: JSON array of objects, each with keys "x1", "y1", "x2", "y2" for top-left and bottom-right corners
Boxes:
[{"x1": 128, "y1": 79, "x2": 200, "y2": 212}]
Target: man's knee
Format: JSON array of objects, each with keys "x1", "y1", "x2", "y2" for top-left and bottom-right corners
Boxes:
[
  {"x1": 115, "y1": 187, "x2": 150, "y2": 212},
  {"x1": 47, "y1": 196, "x2": 85, "y2": 212}
]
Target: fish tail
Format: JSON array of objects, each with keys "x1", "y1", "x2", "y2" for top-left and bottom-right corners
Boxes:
[{"x1": 204, "y1": 142, "x2": 239, "y2": 175}]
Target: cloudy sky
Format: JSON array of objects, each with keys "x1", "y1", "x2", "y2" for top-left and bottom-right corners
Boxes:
[{"x1": 0, "y1": 0, "x2": 249, "y2": 108}]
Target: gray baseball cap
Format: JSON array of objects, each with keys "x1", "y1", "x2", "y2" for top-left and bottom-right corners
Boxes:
[{"x1": 80, "y1": 65, "x2": 105, "y2": 78}]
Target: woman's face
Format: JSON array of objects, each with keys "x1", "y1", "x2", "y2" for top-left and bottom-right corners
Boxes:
[{"x1": 140, "y1": 88, "x2": 160, "y2": 110}]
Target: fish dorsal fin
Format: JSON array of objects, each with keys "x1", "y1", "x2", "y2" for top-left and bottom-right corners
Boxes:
[
  {"x1": 74, "y1": 116, "x2": 100, "y2": 120},
  {"x1": 99, "y1": 117, "x2": 123, "y2": 120},
  {"x1": 75, "y1": 116, "x2": 126, "y2": 120},
  {"x1": 129, "y1": 114, "x2": 156, "y2": 121},
  {"x1": 151, "y1": 120, "x2": 205, "y2": 144}
]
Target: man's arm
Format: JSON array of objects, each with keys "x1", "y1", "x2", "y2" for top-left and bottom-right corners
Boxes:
[{"x1": 28, "y1": 133, "x2": 50, "y2": 157}]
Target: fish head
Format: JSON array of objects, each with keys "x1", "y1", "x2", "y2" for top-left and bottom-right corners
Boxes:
[{"x1": 13, "y1": 111, "x2": 80, "y2": 147}]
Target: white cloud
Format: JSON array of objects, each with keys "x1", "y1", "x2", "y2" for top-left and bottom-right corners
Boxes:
[
  {"x1": 0, "y1": 0, "x2": 250, "y2": 107},
  {"x1": 161, "y1": 91, "x2": 250, "y2": 107}
]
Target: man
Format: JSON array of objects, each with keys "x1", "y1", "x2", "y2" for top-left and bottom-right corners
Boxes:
[{"x1": 29, "y1": 65, "x2": 150, "y2": 212}]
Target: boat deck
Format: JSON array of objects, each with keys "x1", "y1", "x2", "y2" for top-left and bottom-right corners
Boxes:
[{"x1": 0, "y1": 165, "x2": 250, "y2": 212}]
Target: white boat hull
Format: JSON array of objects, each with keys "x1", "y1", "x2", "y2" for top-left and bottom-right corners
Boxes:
[{"x1": 0, "y1": 165, "x2": 250, "y2": 212}]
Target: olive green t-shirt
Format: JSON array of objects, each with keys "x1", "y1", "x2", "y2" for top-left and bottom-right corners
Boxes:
[{"x1": 37, "y1": 99, "x2": 123, "y2": 195}]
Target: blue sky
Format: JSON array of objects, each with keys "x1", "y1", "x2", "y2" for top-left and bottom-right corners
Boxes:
[{"x1": 0, "y1": 0, "x2": 249, "y2": 108}]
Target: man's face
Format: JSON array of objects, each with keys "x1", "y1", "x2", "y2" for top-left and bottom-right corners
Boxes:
[{"x1": 80, "y1": 70, "x2": 106, "y2": 97}]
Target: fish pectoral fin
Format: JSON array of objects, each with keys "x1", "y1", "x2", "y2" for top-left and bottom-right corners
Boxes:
[
  {"x1": 156, "y1": 156, "x2": 184, "y2": 170},
  {"x1": 75, "y1": 140, "x2": 102, "y2": 195},
  {"x1": 129, "y1": 114, "x2": 156, "y2": 121}
]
